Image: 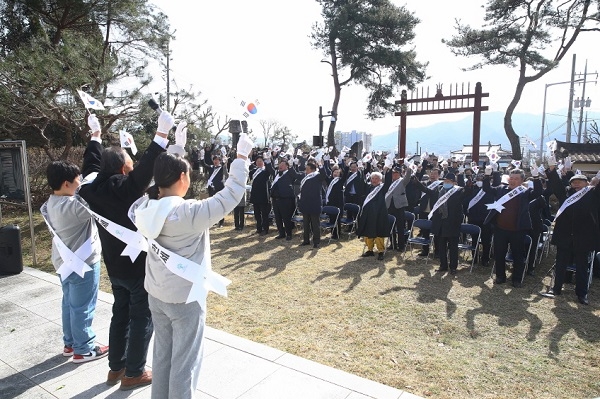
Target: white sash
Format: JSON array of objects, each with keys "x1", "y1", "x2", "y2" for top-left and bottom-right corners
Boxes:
[
  {"x1": 467, "y1": 189, "x2": 486, "y2": 211},
  {"x1": 422, "y1": 179, "x2": 442, "y2": 198},
  {"x1": 87, "y1": 208, "x2": 148, "y2": 261},
  {"x1": 361, "y1": 184, "x2": 382, "y2": 211},
  {"x1": 555, "y1": 186, "x2": 593, "y2": 219},
  {"x1": 147, "y1": 235, "x2": 231, "y2": 308},
  {"x1": 206, "y1": 166, "x2": 222, "y2": 188},
  {"x1": 326, "y1": 177, "x2": 340, "y2": 204},
  {"x1": 486, "y1": 185, "x2": 527, "y2": 213},
  {"x1": 300, "y1": 171, "x2": 319, "y2": 190},
  {"x1": 346, "y1": 171, "x2": 357, "y2": 185},
  {"x1": 428, "y1": 186, "x2": 461, "y2": 219},
  {"x1": 385, "y1": 178, "x2": 402, "y2": 199},
  {"x1": 41, "y1": 203, "x2": 93, "y2": 280},
  {"x1": 252, "y1": 167, "x2": 264, "y2": 181},
  {"x1": 272, "y1": 170, "x2": 287, "y2": 186}
]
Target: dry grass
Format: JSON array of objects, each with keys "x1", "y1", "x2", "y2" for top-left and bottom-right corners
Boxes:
[{"x1": 5, "y1": 207, "x2": 600, "y2": 399}]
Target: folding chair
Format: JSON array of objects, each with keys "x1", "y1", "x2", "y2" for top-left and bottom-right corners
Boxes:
[
  {"x1": 291, "y1": 207, "x2": 303, "y2": 230},
  {"x1": 457, "y1": 223, "x2": 481, "y2": 272},
  {"x1": 490, "y1": 234, "x2": 532, "y2": 283},
  {"x1": 542, "y1": 219, "x2": 553, "y2": 257},
  {"x1": 536, "y1": 224, "x2": 549, "y2": 266},
  {"x1": 362, "y1": 214, "x2": 396, "y2": 256},
  {"x1": 320, "y1": 206, "x2": 341, "y2": 244},
  {"x1": 403, "y1": 211, "x2": 415, "y2": 242},
  {"x1": 339, "y1": 203, "x2": 361, "y2": 239},
  {"x1": 547, "y1": 251, "x2": 595, "y2": 294},
  {"x1": 404, "y1": 218, "x2": 433, "y2": 264}
]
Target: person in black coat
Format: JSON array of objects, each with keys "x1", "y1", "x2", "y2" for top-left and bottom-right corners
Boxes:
[
  {"x1": 415, "y1": 167, "x2": 443, "y2": 257},
  {"x1": 483, "y1": 167, "x2": 543, "y2": 287},
  {"x1": 270, "y1": 159, "x2": 299, "y2": 240},
  {"x1": 541, "y1": 167, "x2": 600, "y2": 305},
  {"x1": 342, "y1": 160, "x2": 366, "y2": 227},
  {"x1": 79, "y1": 111, "x2": 173, "y2": 387},
  {"x1": 298, "y1": 162, "x2": 324, "y2": 248},
  {"x1": 249, "y1": 155, "x2": 274, "y2": 235},
  {"x1": 322, "y1": 159, "x2": 344, "y2": 239},
  {"x1": 526, "y1": 192, "x2": 547, "y2": 275},
  {"x1": 464, "y1": 172, "x2": 495, "y2": 266},
  {"x1": 357, "y1": 172, "x2": 389, "y2": 260},
  {"x1": 419, "y1": 172, "x2": 465, "y2": 273}
]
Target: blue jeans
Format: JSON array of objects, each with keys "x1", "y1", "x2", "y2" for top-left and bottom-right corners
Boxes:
[
  {"x1": 108, "y1": 276, "x2": 153, "y2": 377},
  {"x1": 148, "y1": 295, "x2": 205, "y2": 399},
  {"x1": 61, "y1": 261, "x2": 100, "y2": 355}
]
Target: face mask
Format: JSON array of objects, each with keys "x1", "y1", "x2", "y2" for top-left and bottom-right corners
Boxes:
[
  {"x1": 475, "y1": 181, "x2": 483, "y2": 188},
  {"x1": 443, "y1": 183, "x2": 454, "y2": 189}
]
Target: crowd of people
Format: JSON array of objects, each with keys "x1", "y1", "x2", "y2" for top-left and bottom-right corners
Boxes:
[
  {"x1": 42, "y1": 109, "x2": 600, "y2": 397},
  {"x1": 198, "y1": 143, "x2": 600, "y2": 305}
]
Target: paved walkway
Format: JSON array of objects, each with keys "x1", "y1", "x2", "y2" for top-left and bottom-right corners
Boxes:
[{"x1": 1, "y1": 267, "x2": 422, "y2": 399}]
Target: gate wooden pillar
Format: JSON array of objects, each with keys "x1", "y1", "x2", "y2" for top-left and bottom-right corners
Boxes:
[{"x1": 395, "y1": 82, "x2": 489, "y2": 163}]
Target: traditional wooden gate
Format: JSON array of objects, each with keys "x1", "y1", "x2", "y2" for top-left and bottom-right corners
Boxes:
[{"x1": 394, "y1": 82, "x2": 489, "y2": 163}]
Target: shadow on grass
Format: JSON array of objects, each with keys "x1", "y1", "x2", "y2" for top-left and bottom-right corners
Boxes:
[
  {"x1": 546, "y1": 297, "x2": 600, "y2": 357},
  {"x1": 312, "y1": 257, "x2": 386, "y2": 293}
]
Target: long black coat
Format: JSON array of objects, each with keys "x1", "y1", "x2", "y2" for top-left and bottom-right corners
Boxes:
[
  {"x1": 298, "y1": 173, "x2": 324, "y2": 215},
  {"x1": 270, "y1": 168, "x2": 298, "y2": 199},
  {"x1": 429, "y1": 186, "x2": 465, "y2": 237},
  {"x1": 321, "y1": 163, "x2": 344, "y2": 210},
  {"x1": 548, "y1": 169, "x2": 600, "y2": 251},
  {"x1": 357, "y1": 185, "x2": 389, "y2": 238},
  {"x1": 249, "y1": 162, "x2": 274, "y2": 205}
]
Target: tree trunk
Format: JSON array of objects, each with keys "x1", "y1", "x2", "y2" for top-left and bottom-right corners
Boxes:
[
  {"x1": 504, "y1": 78, "x2": 527, "y2": 160},
  {"x1": 327, "y1": 38, "x2": 341, "y2": 156}
]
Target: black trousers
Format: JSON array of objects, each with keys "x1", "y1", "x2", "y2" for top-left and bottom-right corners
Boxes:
[
  {"x1": 554, "y1": 242, "x2": 591, "y2": 297},
  {"x1": 439, "y1": 236, "x2": 459, "y2": 270},
  {"x1": 302, "y1": 213, "x2": 321, "y2": 245},
  {"x1": 493, "y1": 228, "x2": 526, "y2": 282},
  {"x1": 253, "y1": 202, "x2": 271, "y2": 233},
  {"x1": 233, "y1": 206, "x2": 245, "y2": 229},
  {"x1": 272, "y1": 197, "x2": 295, "y2": 237}
]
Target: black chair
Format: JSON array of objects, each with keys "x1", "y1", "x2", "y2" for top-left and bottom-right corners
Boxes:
[
  {"x1": 320, "y1": 206, "x2": 341, "y2": 243},
  {"x1": 491, "y1": 234, "x2": 532, "y2": 283},
  {"x1": 547, "y1": 251, "x2": 595, "y2": 294},
  {"x1": 403, "y1": 211, "x2": 415, "y2": 242},
  {"x1": 339, "y1": 203, "x2": 361, "y2": 239},
  {"x1": 457, "y1": 223, "x2": 481, "y2": 272},
  {"x1": 404, "y1": 218, "x2": 433, "y2": 264}
]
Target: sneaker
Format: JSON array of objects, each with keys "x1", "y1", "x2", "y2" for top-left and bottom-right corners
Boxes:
[
  {"x1": 106, "y1": 368, "x2": 126, "y2": 386},
  {"x1": 120, "y1": 370, "x2": 152, "y2": 391},
  {"x1": 72, "y1": 345, "x2": 109, "y2": 364},
  {"x1": 62, "y1": 346, "x2": 74, "y2": 357}
]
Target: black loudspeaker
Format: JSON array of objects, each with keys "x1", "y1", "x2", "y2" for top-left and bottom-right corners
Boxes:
[
  {"x1": 229, "y1": 120, "x2": 242, "y2": 134},
  {"x1": 0, "y1": 225, "x2": 23, "y2": 275},
  {"x1": 313, "y1": 135, "x2": 324, "y2": 147}
]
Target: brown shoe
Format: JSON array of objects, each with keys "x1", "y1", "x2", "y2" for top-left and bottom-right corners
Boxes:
[
  {"x1": 119, "y1": 370, "x2": 152, "y2": 391},
  {"x1": 106, "y1": 368, "x2": 125, "y2": 386}
]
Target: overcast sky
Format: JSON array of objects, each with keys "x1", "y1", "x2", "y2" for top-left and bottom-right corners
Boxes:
[{"x1": 149, "y1": 0, "x2": 600, "y2": 144}]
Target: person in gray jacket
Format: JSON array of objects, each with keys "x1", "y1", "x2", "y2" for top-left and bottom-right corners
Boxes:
[
  {"x1": 384, "y1": 166, "x2": 413, "y2": 251},
  {"x1": 129, "y1": 133, "x2": 253, "y2": 399}
]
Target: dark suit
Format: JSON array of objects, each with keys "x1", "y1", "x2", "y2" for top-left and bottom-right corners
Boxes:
[
  {"x1": 298, "y1": 172, "x2": 324, "y2": 245},
  {"x1": 548, "y1": 169, "x2": 600, "y2": 297},
  {"x1": 322, "y1": 164, "x2": 344, "y2": 239},
  {"x1": 249, "y1": 162, "x2": 274, "y2": 234},
  {"x1": 483, "y1": 176, "x2": 542, "y2": 283},
  {"x1": 270, "y1": 168, "x2": 298, "y2": 238},
  {"x1": 343, "y1": 167, "x2": 366, "y2": 225}
]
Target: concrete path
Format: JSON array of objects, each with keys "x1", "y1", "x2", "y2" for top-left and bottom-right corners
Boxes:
[{"x1": 0, "y1": 267, "x2": 422, "y2": 399}]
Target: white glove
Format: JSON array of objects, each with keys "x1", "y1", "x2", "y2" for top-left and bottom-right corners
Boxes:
[
  {"x1": 547, "y1": 155, "x2": 557, "y2": 167},
  {"x1": 458, "y1": 166, "x2": 465, "y2": 174},
  {"x1": 293, "y1": 158, "x2": 299, "y2": 165},
  {"x1": 199, "y1": 149, "x2": 205, "y2": 159},
  {"x1": 530, "y1": 158, "x2": 537, "y2": 168},
  {"x1": 564, "y1": 156, "x2": 572, "y2": 170},
  {"x1": 538, "y1": 165, "x2": 546, "y2": 176},
  {"x1": 263, "y1": 151, "x2": 271, "y2": 160},
  {"x1": 491, "y1": 162, "x2": 498, "y2": 172},
  {"x1": 87, "y1": 114, "x2": 101, "y2": 133},
  {"x1": 323, "y1": 154, "x2": 330, "y2": 161},
  {"x1": 157, "y1": 111, "x2": 174, "y2": 134},
  {"x1": 236, "y1": 133, "x2": 254, "y2": 158},
  {"x1": 175, "y1": 120, "x2": 187, "y2": 147},
  {"x1": 531, "y1": 166, "x2": 539, "y2": 177},
  {"x1": 485, "y1": 165, "x2": 493, "y2": 176}
]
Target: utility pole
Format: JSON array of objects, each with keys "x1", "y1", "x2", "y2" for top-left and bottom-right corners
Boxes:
[
  {"x1": 166, "y1": 39, "x2": 170, "y2": 112},
  {"x1": 566, "y1": 54, "x2": 576, "y2": 143},
  {"x1": 416, "y1": 141, "x2": 419, "y2": 155}
]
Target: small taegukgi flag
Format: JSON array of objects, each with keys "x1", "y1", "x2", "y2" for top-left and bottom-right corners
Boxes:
[
  {"x1": 77, "y1": 90, "x2": 105, "y2": 110},
  {"x1": 240, "y1": 99, "x2": 259, "y2": 119},
  {"x1": 119, "y1": 129, "x2": 137, "y2": 155}
]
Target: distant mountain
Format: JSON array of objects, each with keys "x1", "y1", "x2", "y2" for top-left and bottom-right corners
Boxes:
[{"x1": 371, "y1": 109, "x2": 600, "y2": 157}]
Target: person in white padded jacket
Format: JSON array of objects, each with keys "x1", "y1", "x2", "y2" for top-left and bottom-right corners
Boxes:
[{"x1": 129, "y1": 133, "x2": 253, "y2": 399}]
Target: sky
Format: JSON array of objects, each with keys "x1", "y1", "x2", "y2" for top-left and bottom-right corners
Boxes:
[{"x1": 149, "y1": 0, "x2": 600, "y2": 146}]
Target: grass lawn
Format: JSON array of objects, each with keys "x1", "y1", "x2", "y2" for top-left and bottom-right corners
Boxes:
[{"x1": 4, "y1": 207, "x2": 600, "y2": 399}]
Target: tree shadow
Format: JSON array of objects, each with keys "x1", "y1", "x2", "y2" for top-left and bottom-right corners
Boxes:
[{"x1": 312, "y1": 258, "x2": 386, "y2": 293}]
